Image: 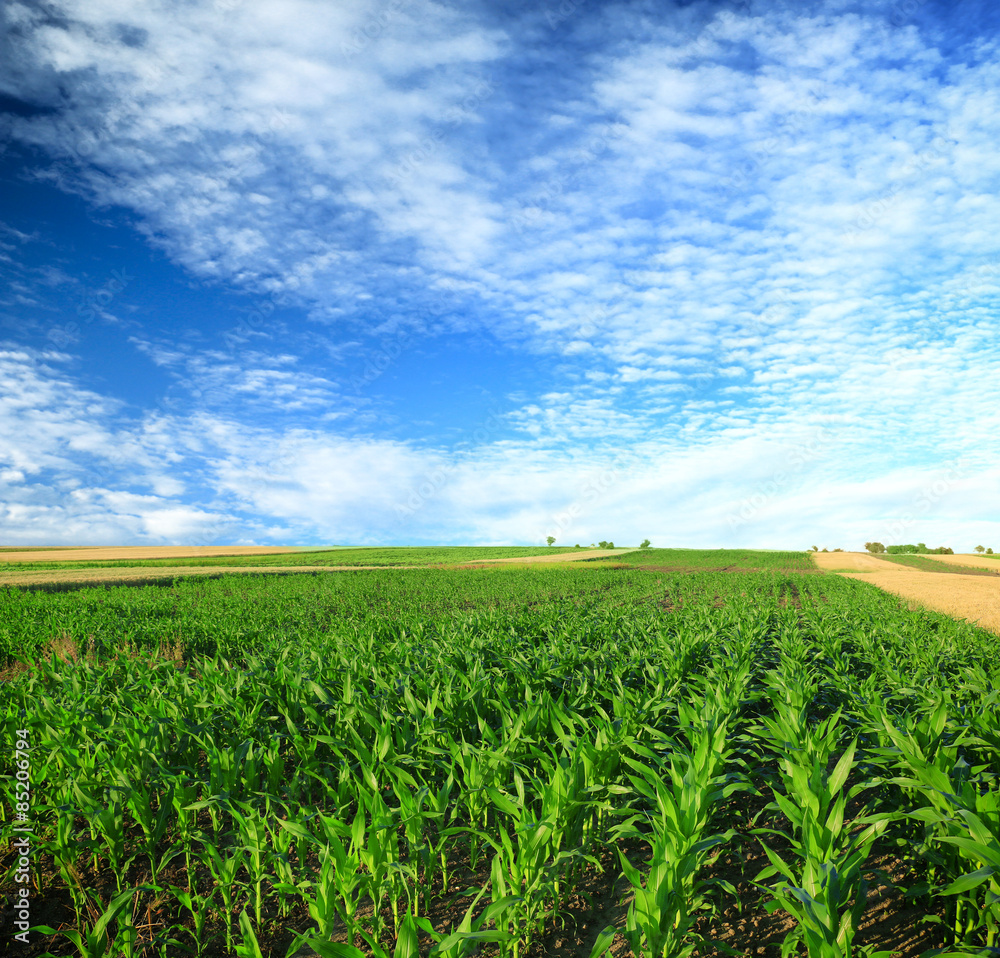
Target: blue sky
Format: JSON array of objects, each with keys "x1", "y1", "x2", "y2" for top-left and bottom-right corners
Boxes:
[{"x1": 1, "y1": 0, "x2": 999, "y2": 548}]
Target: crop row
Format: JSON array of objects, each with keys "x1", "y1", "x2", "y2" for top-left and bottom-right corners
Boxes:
[{"x1": 1, "y1": 563, "x2": 998, "y2": 956}]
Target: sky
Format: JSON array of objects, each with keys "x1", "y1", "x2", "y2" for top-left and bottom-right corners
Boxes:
[{"x1": 1, "y1": 0, "x2": 998, "y2": 549}]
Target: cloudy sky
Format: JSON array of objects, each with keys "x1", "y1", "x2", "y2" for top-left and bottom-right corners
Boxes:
[{"x1": 1, "y1": 0, "x2": 998, "y2": 548}]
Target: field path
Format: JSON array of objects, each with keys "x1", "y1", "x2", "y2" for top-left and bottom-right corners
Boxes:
[{"x1": 813, "y1": 551, "x2": 1000, "y2": 634}]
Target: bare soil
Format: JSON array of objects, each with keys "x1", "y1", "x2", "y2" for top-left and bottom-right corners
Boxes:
[
  {"x1": 838, "y1": 567, "x2": 1000, "y2": 634},
  {"x1": 454, "y1": 549, "x2": 636, "y2": 566},
  {"x1": 4, "y1": 773, "x2": 955, "y2": 958},
  {"x1": 811, "y1": 553, "x2": 1000, "y2": 635},
  {"x1": 809, "y1": 552, "x2": 890, "y2": 572}
]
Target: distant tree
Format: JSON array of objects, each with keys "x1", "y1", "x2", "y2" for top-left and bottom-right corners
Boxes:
[
  {"x1": 640, "y1": 539, "x2": 651, "y2": 549},
  {"x1": 811, "y1": 545, "x2": 819, "y2": 551},
  {"x1": 917, "y1": 542, "x2": 928, "y2": 553},
  {"x1": 865, "y1": 542, "x2": 886, "y2": 554},
  {"x1": 575, "y1": 543, "x2": 581, "y2": 548},
  {"x1": 987, "y1": 548, "x2": 994, "y2": 555},
  {"x1": 598, "y1": 540, "x2": 609, "y2": 549},
  {"x1": 546, "y1": 536, "x2": 556, "y2": 546},
  {"x1": 833, "y1": 548, "x2": 843, "y2": 552},
  {"x1": 976, "y1": 545, "x2": 985, "y2": 554},
  {"x1": 821, "y1": 548, "x2": 829, "y2": 552},
  {"x1": 608, "y1": 541, "x2": 614, "y2": 549}
]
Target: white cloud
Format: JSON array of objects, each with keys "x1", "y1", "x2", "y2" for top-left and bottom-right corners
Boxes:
[
  {"x1": 3, "y1": 3, "x2": 1000, "y2": 545},
  {"x1": 0, "y1": 348, "x2": 997, "y2": 549}
]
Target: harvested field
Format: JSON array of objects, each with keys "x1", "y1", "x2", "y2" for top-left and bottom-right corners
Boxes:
[
  {"x1": 811, "y1": 552, "x2": 1000, "y2": 633},
  {"x1": 0, "y1": 545, "x2": 306, "y2": 563},
  {"x1": 838, "y1": 567, "x2": 1000, "y2": 635},
  {"x1": 809, "y1": 551, "x2": 890, "y2": 572}
]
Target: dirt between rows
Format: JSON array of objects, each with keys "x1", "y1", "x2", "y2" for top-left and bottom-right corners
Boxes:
[
  {"x1": 811, "y1": 552, "x2": 1000, "y2": 635},
  {"x1": 6, "y1": 758, "x2": 954, "y2": 958}
]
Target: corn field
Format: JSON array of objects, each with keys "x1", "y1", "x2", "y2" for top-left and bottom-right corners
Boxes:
[{"x1": 1, "y1": 555, "x2": 999, "y2": 957}]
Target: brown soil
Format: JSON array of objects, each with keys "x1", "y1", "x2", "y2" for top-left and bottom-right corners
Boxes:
[
  {"x1": 811, "y1": 552, "x2": 1000, "y2": 634},
  {"x1": 454, "y1": 549, "x2": 636, "y2": 567},
  {"x1": 809, "y1": 552, "x2": 889, "y2": 572},
  {"x1": 838, "y1": 567, "x2": 1000, "y2": 634},
  {"x1": 4, "y1": 774, "x2": 957, "y2": 958}
]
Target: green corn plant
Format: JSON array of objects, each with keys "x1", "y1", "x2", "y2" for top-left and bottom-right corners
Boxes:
[
  {"x1": 73, "y1": 784, "x2": 131, "y2": 892},
  {"x1": 606, "y1": 742, "x2": 741, "y2": 958},
  {"x1": 356, "y1": 786, "x2": 403, "y2": 938},
  {"x1": 754, "y1": 703, "x2": 890, "y2": 957},
  {"x1": 169, "y1": 776, "x2": 203, "y2": 880},
  {"x1": 170, "y1": 883, "x2": 216, "y2": 957},
  {"x1": 487, "y1": 843, "x2": 533, "y2": 958},
  {"x1": 35, "y1": 885, "x2": 157, "y2": 958},
  {"x1": 391, "y1": 781, "x2": 437, "y2": 914},
  {"x1": 486, "y1": 798, "x2": 598, "y2": 958},
  {"x1": 422, "y1": 888, "x2": 519, "y2": 957},
  {"x1": 871, "y1": 700, "x2": 1000, "y2": 944},
  {"x1": 616, "y1": 826, "x2": 729, "y2": 958},
  {"x1": 236, "y1": 909, "x2": 267, "y2": 958},
  {"x1": 449, "y1": 739, "x2": 501, "y2": 869},
  {"x1": 267, "y1": 812, "x2": 300, "y2": 917},
  {"x1": 202, "y1": 842, "x2": 246, "y2": 953},
  {"x1": 935, "y1": 804, "x2": 1000, "y2": 947},
  {"x1": 200, "y1": 736, "x2": 253, "y2": 810},
  {"x1": 421, "y1": 773, "x2": 462, "y2": 896},
  {"x1": 186, "y1": 791, "x2": 228, "y2": 839},
  {"x1": 287, "y1": 912, "x2": 473, "y2": 958},
  {"x1": 50, "y1": 803, "x2": 91, "y2": 923},
  {"x1": 280, "y1": 812, "x2": 369, "y2": 948},
  {"x1": 116, "y1": 773, "x2": 176, "y2": 882},
  {"x1": 230, "y1": 799, "x2": 274, "y2": 925}
]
